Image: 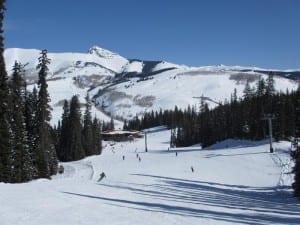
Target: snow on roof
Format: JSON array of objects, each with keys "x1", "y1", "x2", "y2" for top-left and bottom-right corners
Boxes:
[{"x1": 102, "y1": 130, "x2": 142, "y2": 135}]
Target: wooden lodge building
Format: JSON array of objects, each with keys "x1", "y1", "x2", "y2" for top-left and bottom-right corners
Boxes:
[{"x1": 101, "y1": 130, "x2": 144, "y2": 142}]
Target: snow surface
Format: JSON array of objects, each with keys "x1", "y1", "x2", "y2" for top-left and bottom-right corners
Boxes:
[{"x1": 1, "y1": 128, "x2": 299, "y2": 225}]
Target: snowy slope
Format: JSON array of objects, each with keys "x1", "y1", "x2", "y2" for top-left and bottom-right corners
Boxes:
[
  {"x1": 0, "y1": 128, "x2": 299, "y2": 225},
  {"x1": 37, "y1": 77, "x2": 119, "y2": 126},
  {"x1": 4, "y1": 47, "x2": 300, "y2": 123},
  {"x1": 5, "y1": 46, "x2": 129, "y2": 77},
  {"x1": 97, "y1": 68, "x2": 299, "y2": 119},
  {"x1": 4, "y1": 46, "x2": 131, "y2": 126}
]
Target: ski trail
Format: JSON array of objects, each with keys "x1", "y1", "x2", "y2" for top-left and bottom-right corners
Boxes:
[
  {"x1": 270, "y1": 150, "x2": 293, "y2": 189},
  {"x1": 54, "y1": 160, "x2": 94, "y2": 180},
  {"x1": 85, "y1": 161, "x2": 94, "y2": 180}
]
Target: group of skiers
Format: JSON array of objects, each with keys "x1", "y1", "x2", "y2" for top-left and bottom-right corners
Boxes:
[{"x1": 98, "y1": 146, "x2": 195, "y2": 182}]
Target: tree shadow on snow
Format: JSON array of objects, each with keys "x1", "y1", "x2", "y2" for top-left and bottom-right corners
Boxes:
[
  {"x1": 203, "y1": 151, "x2": 267, "y2": 159},
  {"x1": 62, "y1": 174, "x2": 300, "y2": 225},
  {"x1": 204, "y1": 139, "x2": 271, "y2": 151},
  {"x1": 149, "y1": 148, "x2": 202, "y2": 154}
]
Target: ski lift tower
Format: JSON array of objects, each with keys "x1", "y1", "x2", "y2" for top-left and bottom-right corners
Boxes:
[
  {"x1": 262, "y1": 114, "x2": 275, "y2": 153},
  {"x1": 193, "y1": 96, "x2": 222, "y2": 109},
  {"x1": 145, "y1": 130, "x2": 148, "y2": 152}
]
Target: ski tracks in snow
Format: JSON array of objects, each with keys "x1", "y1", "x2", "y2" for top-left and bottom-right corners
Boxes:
[
  {"x1": 270, "y1": 149, "x2": 293, "y2": 188},
  {"x1": 56, "y1": 160, "x2": 95, "y2": 180}
]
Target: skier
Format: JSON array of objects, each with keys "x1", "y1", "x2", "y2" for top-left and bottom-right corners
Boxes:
[
  {"x1": 191, "y1": 166, "x2": 194, "y2": 173},
  {"x1": 175, "y1": 151, "x2": 178, "y2": 157},
  {"x1": 122, "y1": 155, "x2": 125, "y2": 160},
  {"x1": 98, "y1": 172, "x2": 106, "y2": 182}
]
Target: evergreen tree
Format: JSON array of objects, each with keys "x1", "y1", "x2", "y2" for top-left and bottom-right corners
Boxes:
[
  {"x1": 284, "y1": 96, "x2": 295, "y2": 137},
  {"x1": 10, "y1": 61, "x2": 34, "y2": 182},
  {"x1": 36, "y1": 49, "x2": 57, "y2": 178},
  {"x1": 170, "y1": 127, "x2": 176, "y2": 148},
  {"x1": 275, "y1": 95, "x2": 286, "y2": 140},
  {"x1": 293, "y1": 154, "x2": 300, "y2": 198},
  {"x1": 0, "y1": 0, "x2": 11, "y2": 183},
  {"x1": 256, "y1": 77, "x2": 266, "y2": 97},
  {"x1": 265, "y1": 72, "x2": 275, "y2": 114},
  {"x1": 266, "y1": 72, "x2": 275, "y2": 97},
  {"x1": 295, "y1": 86, "x2": 300, "y2": 138},
  {"x1": 57, "y1": 100, "x2": 70, "y2": 161},
  {"x1": 109, "y1": 117, "x2": 115, "y2": 130},
  {"x1": 293, "y1": 86, "x2": 300, "y2": 198},
  {"x1": 123, "y1": 120, "x2": 128, "y2": 130},
  {"x1": 243, "y1": 80, "x2": 254, "y2": 100},
  {"x1": 67, "y1": 95, "x2": 85, "y2": 161},
  {"x1": 25, "y1": 86, "x2": 39, "y2": 177},
  {"x1": 92, "y1": 117, "x2": 102, "y2": 155},
  {"x1": 82, "y1": 94, "x2": 94, "y2": 156}
]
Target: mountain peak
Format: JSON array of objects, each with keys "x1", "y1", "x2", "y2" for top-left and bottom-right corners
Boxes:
[{"x1": 88, "y1": 45, "x2": 119, "y2": 59}]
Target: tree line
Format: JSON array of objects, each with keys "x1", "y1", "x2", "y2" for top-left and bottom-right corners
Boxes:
[
  {"x1": 53, "y1": 94, "x2": 102, "y2": 162},
  {"x1": 0, "y1": 50, "x2": 103, "y2": 183},
  {"x1": 124, "y1": 74, "x2": 300, "y2": 198},
  {"x1": 0, "y1": 48, "x2": 58, "y2": 182},
  {"x1": 125, "y1": 74, "x2": 298, "y2": 147},
  {"x1": 0, "y1": 1, "x2": 102, "y2": 182}
]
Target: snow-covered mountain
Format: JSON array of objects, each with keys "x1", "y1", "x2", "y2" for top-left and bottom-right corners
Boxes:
[{"x1": 4, "y1": 46, "x2": 300, "y2": 124}]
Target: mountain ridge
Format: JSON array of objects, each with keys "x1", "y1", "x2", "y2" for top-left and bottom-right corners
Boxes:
[{"x1": 4, "y1": 46, "x2": 300, "y2": 123}]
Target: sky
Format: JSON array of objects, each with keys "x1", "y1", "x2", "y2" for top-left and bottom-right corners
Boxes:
[{"x1": 4, "y1": 0, "x2": 300, "y2": 69}]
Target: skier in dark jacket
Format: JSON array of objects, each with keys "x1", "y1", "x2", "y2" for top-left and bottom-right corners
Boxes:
[{"x1": 98, "y1": 172, "x2": 106, "y2": 182}]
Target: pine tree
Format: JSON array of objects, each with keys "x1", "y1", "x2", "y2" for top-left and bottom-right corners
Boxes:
[
  {"x1": 275, "y1": 95, "x2": 286, "y2": 140},
  {"x1": 284, "y1": 96, "x2": 295, "y2": 137},
  {"x1": 52, "y1": 120, "x2": 61, "y2": 156},
  {"x1": 293, "y1": 155, "x2": 300, "y2": 198},
  {"x1": 266, "y1": 72, "x2": 275, "y2": 97},
  {"x1": 123, "y1": 120, "x2": 128, "y2": 130},
  {"x1": 295, "y1": 86, "x2": 300, "y2": 138},
  {"x1": 82, "y1": 94, "x2": 94, "y2": 156},
  {"x1": 92, "y1": 117, "x2": 102, "y2": 155},
  {"x1": 67, "y1": 95, "x2": 85, "y2": 161},
  {"x1": 243, "y1": 80, "x2": 254, "y2": 100},
  {"x1": 265, "y1": 72, "x2": 275, "y2": 114},
  {"x1": 36, "y1": 49, "x2": 57, "y2": 178},
  {"x1": 0, "y1": 0, "x2": 12, "y2": 183},
  {"x1": 109, "y1": 117, "x2": 115, "y2": 130},
  {"x1": 170, "y1": 127, "x2": 176, "y2": 147},
  {"x1": 57, "y1": 100, "x2": 70, "y2": 161},
  {"x1": 10, "y1": 61, "x2": 34, "y2": 182},
  {"x1": 293, "y1": 86, "x2": 300, "y2": 198},
  {"x1": 256, "y1": 77, "x2": 266, "y2": 97},
  {"x1": 25, "y1": 86, "x2": 39, "y2": 177}
]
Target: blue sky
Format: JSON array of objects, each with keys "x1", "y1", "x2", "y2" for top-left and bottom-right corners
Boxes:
[{"x1": 4, "y1": 0, "x2": 300, "y2": 69}]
